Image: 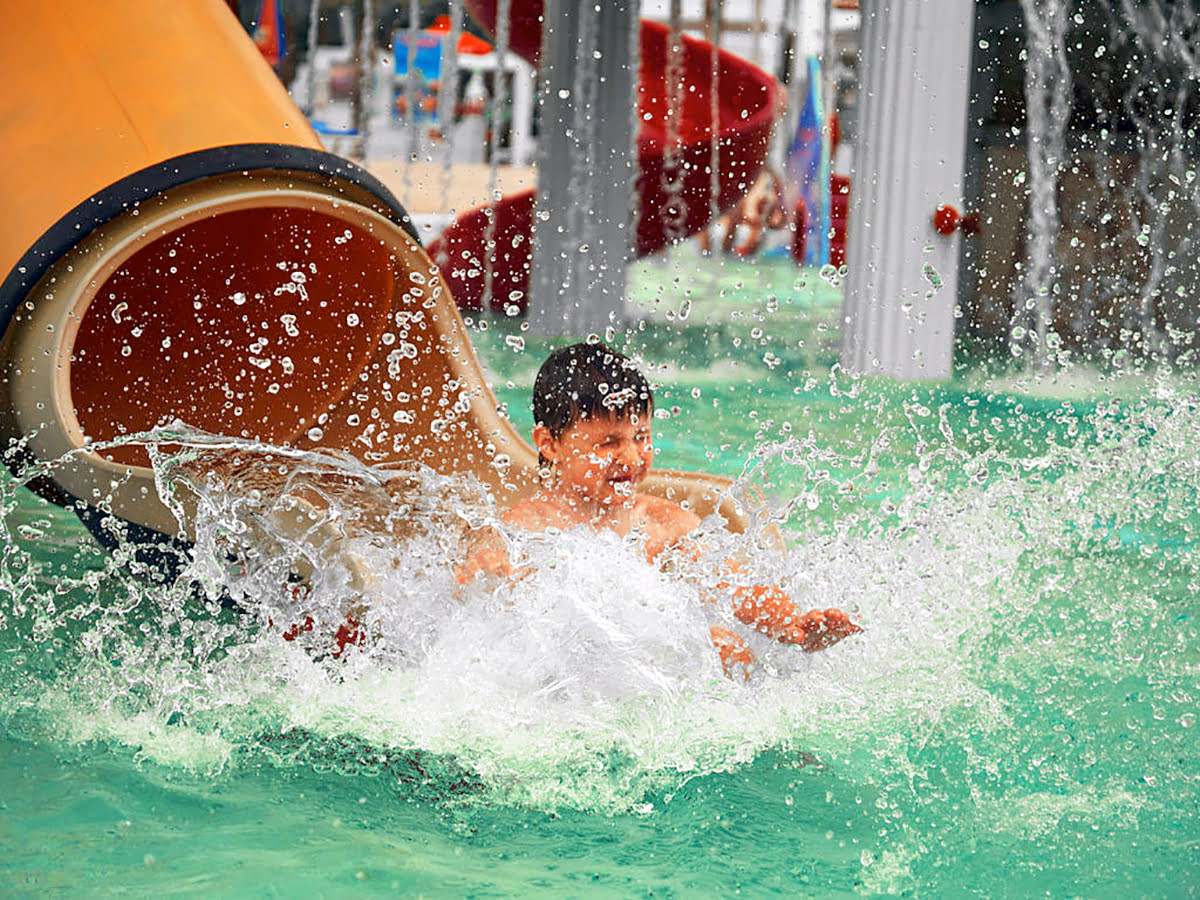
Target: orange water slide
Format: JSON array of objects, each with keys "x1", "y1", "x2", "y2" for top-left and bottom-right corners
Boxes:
[
  {"x1": 429, "y1": 0, "x2": 782, "y2": 313},
  {"x1": 0, "y1": 0, "x2": 744, "y2": 543}
]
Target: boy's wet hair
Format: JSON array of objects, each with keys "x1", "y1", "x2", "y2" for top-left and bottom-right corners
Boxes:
[{"x1": 533, "y1": 342, "x2": 653, "y2": 464}]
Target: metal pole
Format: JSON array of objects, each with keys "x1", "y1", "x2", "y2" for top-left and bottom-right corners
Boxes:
[{"x1": 528, "y1": 0, "x2": 638, "y2": 335}]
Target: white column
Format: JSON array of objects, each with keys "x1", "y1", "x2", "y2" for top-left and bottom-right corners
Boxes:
[
  {"x1": 509, "y1": 57, "x2": 536, "y2": 167},
  {"x1": 839, "y1": 0, "x2": 975, "y2": 381}
]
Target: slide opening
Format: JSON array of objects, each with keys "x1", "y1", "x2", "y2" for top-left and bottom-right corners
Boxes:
[{"x1": 72, "y1": 205, "x2": 397, "y2": 466}]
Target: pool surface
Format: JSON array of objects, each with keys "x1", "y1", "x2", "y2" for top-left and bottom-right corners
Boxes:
[{"x1": 2, "y1": 251, "x2": 1197, "y2": 897}]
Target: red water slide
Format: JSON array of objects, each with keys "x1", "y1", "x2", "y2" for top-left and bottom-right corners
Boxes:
[{"x1": 428, "y1": 1, "x2": 781, "y2": 313}]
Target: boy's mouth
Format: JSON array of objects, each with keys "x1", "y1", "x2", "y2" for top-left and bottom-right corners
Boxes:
[
  {"x1": 607, "y1": 471, "x2": 641, "y2": 496},
  {"x1": 608, "y1": 469, "x2": 642, "y2": 485}
]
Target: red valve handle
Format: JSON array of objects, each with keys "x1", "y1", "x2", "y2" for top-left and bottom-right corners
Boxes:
[{"x1": 934, "y1": 204, "x2": 980, "y2": 237}]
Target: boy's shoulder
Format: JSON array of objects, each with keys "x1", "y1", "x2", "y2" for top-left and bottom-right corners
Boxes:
[{"x1": 634, "y1": 493, "x2": 702, "y2": 535}]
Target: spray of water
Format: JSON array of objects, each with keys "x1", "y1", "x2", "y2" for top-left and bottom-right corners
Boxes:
[{"x1": 1, "y1": 370, "x2": 1195, "y2": 820}]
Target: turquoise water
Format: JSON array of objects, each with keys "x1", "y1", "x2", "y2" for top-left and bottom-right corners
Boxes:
[{"x1": 2, "y1": 250, "x2": 1198, "y2": 897}]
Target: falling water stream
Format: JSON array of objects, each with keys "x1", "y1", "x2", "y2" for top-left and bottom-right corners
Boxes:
[{"x1": 1017, "y1": 0, "x2": 1072, "y2": 370}]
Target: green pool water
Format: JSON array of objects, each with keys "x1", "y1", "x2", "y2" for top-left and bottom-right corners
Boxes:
[{"x1": 2, "y1": 250, "x2": 1197, "y2": 897}]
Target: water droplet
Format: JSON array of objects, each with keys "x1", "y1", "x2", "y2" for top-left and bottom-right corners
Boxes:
[{"x1": 307, "y1": 427, "x2": 324, "y2": 442}]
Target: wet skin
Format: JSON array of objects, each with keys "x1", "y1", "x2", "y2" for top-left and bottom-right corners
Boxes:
[{"x1": 463, "y1": 411, "x2": 862, "y2": 673}]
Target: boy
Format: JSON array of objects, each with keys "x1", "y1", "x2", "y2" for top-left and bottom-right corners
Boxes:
[{"x1": 464, "y1": 341, "x2": 860, "y2": 674}]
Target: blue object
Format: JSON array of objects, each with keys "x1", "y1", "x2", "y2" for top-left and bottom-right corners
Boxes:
[
  {"x1": 309, "y1": 119, "x2": 358, "y2": 136},
  {"x1": 786, "y1": 56, "x2": 831, "y2": 268},
  {"x1": 393, "y1": 33, "x2": 443, "y2": 124},
  {"x1": 393, "y1": 33, "x2": 443, "y2": 79}
]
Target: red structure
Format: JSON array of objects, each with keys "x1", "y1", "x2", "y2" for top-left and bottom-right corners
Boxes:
[
  {"x1": 792, "y1": 174, "x2": 851, "y2": 268},
  {"x1": 829, "y1": 174, "x2": 851, "y2": 268}
]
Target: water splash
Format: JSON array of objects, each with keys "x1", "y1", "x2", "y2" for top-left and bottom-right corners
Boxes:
[{"x1": 2, "y1": 373, "x2": 1196, "y2": 828}]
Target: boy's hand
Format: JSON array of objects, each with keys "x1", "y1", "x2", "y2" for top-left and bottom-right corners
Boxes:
[
  {"x1": 726, "y1": 581, "x2": 862, "y2": 651},
  {"x1": 710, "y1": 625, "x2": 757, "y2": 680},
  {"x1": 793, "y1": 608, "x2": 862, "y2": 652}
]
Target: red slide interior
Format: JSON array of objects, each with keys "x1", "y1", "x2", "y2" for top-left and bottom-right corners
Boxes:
[
  {"x1": 429, "y1": 2, "x2": 780, "y2": 313},
  {"x1": 73, "y1": 207, "x2": 395, "y2": 465}
]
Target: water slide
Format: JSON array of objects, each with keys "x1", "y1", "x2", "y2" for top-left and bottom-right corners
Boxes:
[
  {"x1": 0, "y1": 0, "x2": 758, "y2": 546},
  {"x1": 431, "y1": 0, "x2": 781, "y2": 312}
]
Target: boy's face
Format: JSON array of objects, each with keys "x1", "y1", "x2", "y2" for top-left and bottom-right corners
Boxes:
[{"x1": 536, "y1": 411, "x2": 654, "y2": 507}]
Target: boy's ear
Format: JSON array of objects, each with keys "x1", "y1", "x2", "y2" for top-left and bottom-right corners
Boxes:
[{"x1": 532, "y1": 424, "x2": 557, "y2": 463}]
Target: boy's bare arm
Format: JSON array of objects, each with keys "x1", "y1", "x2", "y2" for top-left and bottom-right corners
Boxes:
[
  {"x1": 456, "y1": 525, "x2": 516, "y2": 584},
  {"x1": 719, "y1": 563, "x2": 862, "y2": 652}
]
